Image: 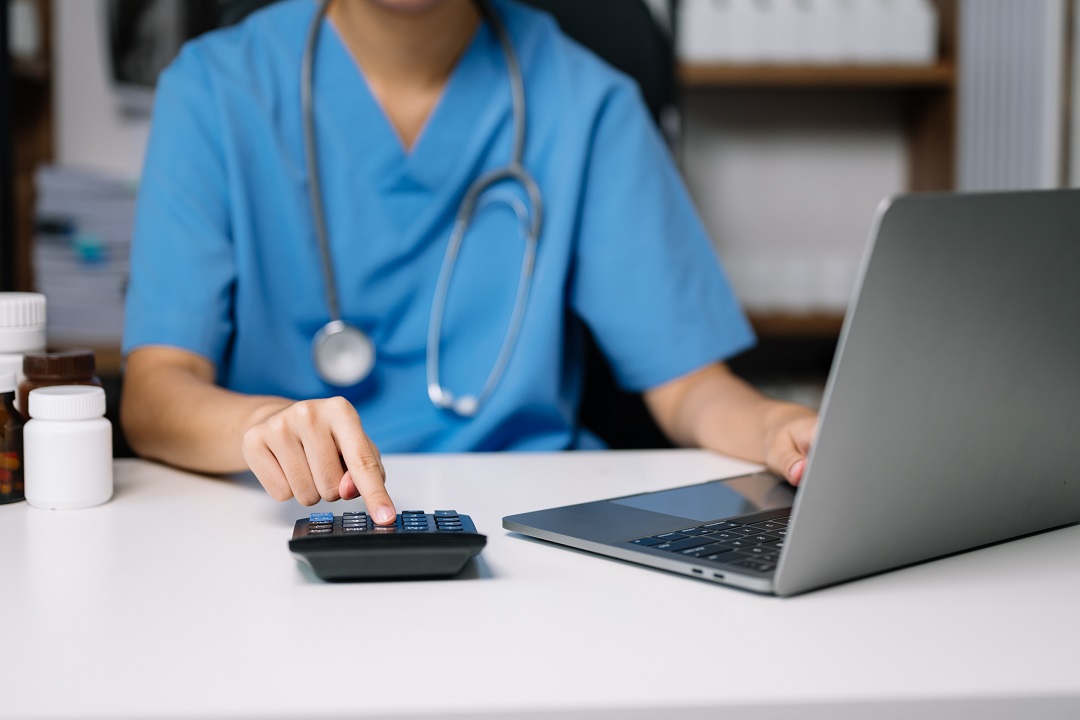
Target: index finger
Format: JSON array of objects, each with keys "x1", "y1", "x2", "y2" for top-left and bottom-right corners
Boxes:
[{"x1": 330, "y1": 414, "x2": 395, "y2": 525}]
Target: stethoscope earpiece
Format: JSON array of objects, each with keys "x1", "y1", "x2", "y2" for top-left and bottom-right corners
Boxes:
[{"x1": 303, "y1": 0, "x2": 541, "y2": 412}]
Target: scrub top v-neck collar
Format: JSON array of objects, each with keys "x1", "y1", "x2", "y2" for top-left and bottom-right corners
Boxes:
[{"x1": 314, "y1": 7, "x2": 505, "y2": 195}]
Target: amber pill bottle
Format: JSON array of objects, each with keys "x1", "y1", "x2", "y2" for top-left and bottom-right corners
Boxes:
[{"x1": 18, "y1": 349, "x2": 103, "y2": 420}]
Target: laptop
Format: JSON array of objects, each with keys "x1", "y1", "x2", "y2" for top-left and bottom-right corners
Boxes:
[{"x1": 503, "y1": 189, "x2": 1080, "y2": 596}]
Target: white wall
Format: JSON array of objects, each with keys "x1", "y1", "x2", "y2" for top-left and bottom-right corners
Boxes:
[
  {"x1": 958, "y1": 0, "x2": 1067, "y2": 190},
  {"x1": 53, "y1": 0, "x2": 149, "y2": 179}
]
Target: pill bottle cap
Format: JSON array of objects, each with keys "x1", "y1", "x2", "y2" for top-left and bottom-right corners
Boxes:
[
  {"x1": 28, "y1": 385, "x2": 106, "y2": 421},
  {"x1": 0, "y1": 293, "x2": 47, "y2": 353},
  {"x1": 23, "y1": 349, "x2": 96, "y2": 380},
  {"x1": 0, "y1": 372, "x2": 15, "y2": 393}
]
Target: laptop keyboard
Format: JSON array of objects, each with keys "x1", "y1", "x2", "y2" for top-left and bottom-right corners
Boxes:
[{"x1": 627, "y1": 514, "x2": 790, "y2": 574}]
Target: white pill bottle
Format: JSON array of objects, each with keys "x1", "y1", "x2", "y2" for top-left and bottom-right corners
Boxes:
[
  {"x1": 25, "y1": 386, "x2": 113, "y2": 510},
  {"x1": 0, "y1": 292, "x2": 47, "y2": 395}
]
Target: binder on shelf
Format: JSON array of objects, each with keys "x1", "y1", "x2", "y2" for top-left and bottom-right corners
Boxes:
[{"x1": 33, "y1": 166, "x2": 137, "y2": 347}]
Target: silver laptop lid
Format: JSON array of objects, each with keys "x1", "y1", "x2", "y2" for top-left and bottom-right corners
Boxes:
[{"x1": 775, "y1": 190, "x2": 1080, "y2": 596}]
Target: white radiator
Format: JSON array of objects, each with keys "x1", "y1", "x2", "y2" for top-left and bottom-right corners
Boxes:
[{"x1": 958, "y1": 0, "x2": 1069, "y2": 190}]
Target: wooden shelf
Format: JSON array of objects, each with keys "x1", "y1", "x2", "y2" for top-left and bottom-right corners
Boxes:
[
  {"x1": 12, "y1": 56, "x2": 50, "y2": 83},
  {"x1": 91, "y1": 345, "x2": 124, "y2": 376},
  {"x1": 679, "y1": 62, "x2": 956, "y2": 89},
  {"x1": 748, "y1": 312, "x2": 846, "y2": 338}
]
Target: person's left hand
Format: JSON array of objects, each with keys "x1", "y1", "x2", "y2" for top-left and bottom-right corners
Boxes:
[{"x1": 763, "y1": 406, "x2": 819, "y2": 485}]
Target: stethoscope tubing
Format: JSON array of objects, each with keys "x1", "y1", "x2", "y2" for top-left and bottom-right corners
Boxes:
[{"x1": 302, "y1": 0, "x2": 542, "y2": 415}]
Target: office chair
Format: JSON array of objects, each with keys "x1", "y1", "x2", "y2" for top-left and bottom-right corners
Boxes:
[{"x1": 519, "y1": 0, "x2": 677, "y2": 449}]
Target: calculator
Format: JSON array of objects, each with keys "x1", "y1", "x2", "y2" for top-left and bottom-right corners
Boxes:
[{"x1": 288, "y1": 510, "x2": 486, "y2": 581}]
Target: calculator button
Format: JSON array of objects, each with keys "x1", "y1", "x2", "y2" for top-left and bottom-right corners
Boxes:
[
  {"x1": 435, "y1": 510, "x2": 458, "y2": 516},
  {"x1": 342, "y1": 526, "x2": 365, "y2": 533},
  {"x1": 308, "y1": 527, "x2": 333, "y2": 535},
  {"x1": 309, "y1": 512, "x2": 334, "y2": 523}
]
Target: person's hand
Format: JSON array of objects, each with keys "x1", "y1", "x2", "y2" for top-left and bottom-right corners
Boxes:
[
  {"x1": 241, "y1": 397, "x2": 397, "y2": 523},
  {"x1": 763, "y1": 405, "x2": 819, "y2": 486}
]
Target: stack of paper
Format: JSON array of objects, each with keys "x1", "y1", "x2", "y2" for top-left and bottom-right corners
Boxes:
[{"x1": 33, "y1": 166, "x2": 137, "y2": 346}]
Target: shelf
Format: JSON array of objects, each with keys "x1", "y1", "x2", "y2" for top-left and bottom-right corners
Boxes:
[
  {"x1": 678, "y1": 62, "x2": 956, "y2": 89},
  {"x1": 11, "y1": 56, "x2": 50, "y2": 83},
  {"x1": 45, "y1": 343, "x2": 123, "y2": 376},
  {"x1": 748, "y1": 312, "x2": 846, "y2": 337}
]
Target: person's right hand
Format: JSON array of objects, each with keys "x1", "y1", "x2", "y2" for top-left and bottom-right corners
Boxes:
[{"x1": 241, "y1": 397, "x2": 397, "y2": 524}]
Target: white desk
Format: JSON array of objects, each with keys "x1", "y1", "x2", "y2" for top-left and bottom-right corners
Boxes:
[{"x1": 2, "y1": 451, "x2": 1078, "y2": 720}]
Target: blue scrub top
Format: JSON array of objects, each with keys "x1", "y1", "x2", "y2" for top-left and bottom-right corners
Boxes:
[{"x1": 123, "y1": 0, "x2": 755, "y2": 452}]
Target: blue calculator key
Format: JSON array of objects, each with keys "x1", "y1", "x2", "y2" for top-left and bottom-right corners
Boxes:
[{"x1": 309, "y1": 513, "x2": 334, "y2": 523}]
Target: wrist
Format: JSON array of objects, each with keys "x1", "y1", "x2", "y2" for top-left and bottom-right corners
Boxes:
[
  {"x1": 761, "y1": 401, "x2": 815, "y2": 457},
  {"x1": 241, "y1": 396, "x2": 294, "y2": 435}
]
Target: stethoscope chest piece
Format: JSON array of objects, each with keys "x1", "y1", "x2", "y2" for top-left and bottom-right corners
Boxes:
[{"x1": 312, "y1": 320, "x2": 376, "y2": 387}]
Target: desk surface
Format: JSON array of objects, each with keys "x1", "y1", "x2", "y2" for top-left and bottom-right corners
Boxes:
[{"x1": 2, "y1": 451, "x2": 1078, "y2": 720}]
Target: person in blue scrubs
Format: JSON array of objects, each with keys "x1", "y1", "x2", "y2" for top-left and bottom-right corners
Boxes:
[{"x1": 121, "y1": 0, "x2": 818, "y2": 524}]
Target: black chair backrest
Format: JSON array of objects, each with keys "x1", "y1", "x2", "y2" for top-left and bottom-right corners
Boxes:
[{"x1": 520, "y1": 0, "x2": 677, "y2": 449}]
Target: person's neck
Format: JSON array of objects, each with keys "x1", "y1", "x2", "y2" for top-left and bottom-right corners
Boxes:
[{"x1": 328, "y1": 1, "x2": 482, "y2": 149}]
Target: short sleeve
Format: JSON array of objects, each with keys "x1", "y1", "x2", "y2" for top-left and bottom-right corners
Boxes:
[
  {"x1": 122, "y1": 46, "x2": 236, "y2": 368},
  {"x1": 570, "y1": 81, "x2": 754, "y2": 391}
]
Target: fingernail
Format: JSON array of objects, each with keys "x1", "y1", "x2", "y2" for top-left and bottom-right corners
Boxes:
[{"x1": 374, "y1": 506, "x2": 395, "y2": 524}]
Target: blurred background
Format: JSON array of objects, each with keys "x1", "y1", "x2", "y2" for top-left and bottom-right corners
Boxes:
[{"x1": 3, "y1": 0, "x2": 1078, "y2": 449}]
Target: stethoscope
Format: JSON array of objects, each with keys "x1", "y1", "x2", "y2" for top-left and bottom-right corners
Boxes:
[{"x1": 301, "y1": 0, "x2": 542, "y2": 417}]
